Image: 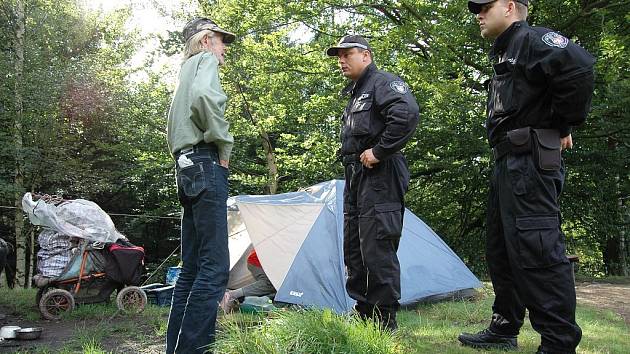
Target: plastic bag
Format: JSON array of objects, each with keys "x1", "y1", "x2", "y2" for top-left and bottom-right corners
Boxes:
[{"x1": 22, "y1": 193, "x2": 124, "y2": 244}]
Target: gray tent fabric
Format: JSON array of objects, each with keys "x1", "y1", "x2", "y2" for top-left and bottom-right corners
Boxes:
[{"x1": 228, "y1": 180, "x2": 481, "y2": 313}]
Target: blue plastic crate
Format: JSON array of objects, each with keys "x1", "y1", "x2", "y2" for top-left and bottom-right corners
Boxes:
[
  {"x1": 166, "y1": 266, "x2": 181, "y2": 285},
  {"x1": 141, "y1": 283, "x2": 174, "y2": 307}
]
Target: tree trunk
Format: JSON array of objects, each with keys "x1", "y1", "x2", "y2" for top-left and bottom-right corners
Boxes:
[
  {"x1": 28, "y1": 226, "x2": 34, "y2": 286},
  {"x1": 235, "y1": 81, "x2": 279, "y2": 194},
  {"x1": 13, "y1": 0, "x2": 26, "y2": 288},
  {"x1": 259, "y1": 130, "x2": 278, "y2": 194},
  {"x1": 619, "y1": 196, "x2": 629, "y2": 276},
  {"x1": 602, "y1": 136, "x2": 628, "y2": 276}
]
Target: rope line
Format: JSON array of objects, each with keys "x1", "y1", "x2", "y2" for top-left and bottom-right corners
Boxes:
[{"x1": 0, "y1": 205, "x2": 180, "y2": 220}]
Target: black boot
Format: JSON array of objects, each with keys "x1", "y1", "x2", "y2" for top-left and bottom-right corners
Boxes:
[
  {"x1": 458, "y1": 328, "x2": 517, "y2": 350},
  {"x1": 374, "y1": 307, "x2": 398, "y2": 333},
  {"x1": 353, "y1": 302, "x2": 373, "y2": 321},
  {"x1": 381, "y1": 311, "x2": 398, "y2": 333}
]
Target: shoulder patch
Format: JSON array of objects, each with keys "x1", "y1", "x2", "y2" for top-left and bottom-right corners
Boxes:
[
  {"x1": 389, "y1": 81, "x2": 409, "y2": 94},
  {"x1": 542, "y1": 32, "x2": 568, "y2": 48}
]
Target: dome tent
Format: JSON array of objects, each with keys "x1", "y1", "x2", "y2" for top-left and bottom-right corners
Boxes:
[{"x1": 226, "y1": 180, "x2": 481, "y2": 313}]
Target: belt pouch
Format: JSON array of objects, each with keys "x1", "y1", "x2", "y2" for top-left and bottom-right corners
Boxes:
[
  {"x1": 507, "y1": 127, "x2": 532, "y2": 155},
  {"x1": 532, "y1": 129, "x2": 561, "y2": 171}
]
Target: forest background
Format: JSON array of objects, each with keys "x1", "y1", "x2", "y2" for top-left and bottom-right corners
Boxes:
[{"x1": 0, "y1": 0, "x2": 628, "y2": 288}]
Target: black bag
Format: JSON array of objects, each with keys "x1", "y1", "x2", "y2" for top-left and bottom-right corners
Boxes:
[
  {"x1": 532, "y1": 129, "x2": 562, "y2": 171},
  {"x1": 104, "y1": 241, "x2": 145, "y2": 285},
  {"x1": 506, "y1": 127, "x2": 532, "y2": 155}
]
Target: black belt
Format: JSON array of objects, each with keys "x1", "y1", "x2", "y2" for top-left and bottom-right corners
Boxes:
[
  {"x1": 341, "y1": 151, "x2": 402, "y2": 165},
  {"x1": 342, "y1": 153, "x2": 361, "y2": 165},
  {"x1": 175, "y1": 142, "x2": 218, "y2": 157},
  {"x1": 492, "y1": 140, "x2": 512, "y2": 161}
]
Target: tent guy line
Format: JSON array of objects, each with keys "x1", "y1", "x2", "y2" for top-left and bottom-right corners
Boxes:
[{"x1": 0, "y1": 205, "x2": 180, "y2": 220}]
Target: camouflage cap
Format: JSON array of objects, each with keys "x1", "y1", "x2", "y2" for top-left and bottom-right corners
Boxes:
[{"x1": 182, "y1": 17, "x2": 236, "y2": 44}]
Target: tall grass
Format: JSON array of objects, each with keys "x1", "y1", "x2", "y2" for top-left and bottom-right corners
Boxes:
[
  {"x1": 214, "y1": 309, "x2": 403, "y2": 354},
  {"x1": 213, "y1": 283, "x2": 630, "y2": 354}
]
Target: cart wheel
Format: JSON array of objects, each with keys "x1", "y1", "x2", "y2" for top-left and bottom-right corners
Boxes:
[
  {"x1": 116, "y1": 286, "x2": 147, "y2": 314},
  {"x1": 39, "y1": 288, "x2": 75, "y2": 320}
]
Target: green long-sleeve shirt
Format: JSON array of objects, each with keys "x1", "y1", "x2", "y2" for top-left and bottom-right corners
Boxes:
[{"x1": 167, "y1": 52, "x2": 234, "y2": 161}]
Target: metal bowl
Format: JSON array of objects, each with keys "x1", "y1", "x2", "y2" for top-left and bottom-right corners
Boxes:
[
  {"x1": 16, "y1": 327, "x2": 43, "y2": 340},
  {"x1": 0, "y1": 326, "x2": 21, "y2": 339}
]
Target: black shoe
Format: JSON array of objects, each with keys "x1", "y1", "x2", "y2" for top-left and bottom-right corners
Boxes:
[{"x1": 458, "y1": 328, "x2": 517, "y2": 350}]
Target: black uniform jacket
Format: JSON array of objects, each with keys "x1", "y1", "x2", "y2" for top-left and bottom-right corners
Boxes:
[
  {"x1": 340, "y1": 63, "x2": 419, "y2": 160},
  {"x1": 487, "y1": 21, "x2": 595, "y2": 147}
]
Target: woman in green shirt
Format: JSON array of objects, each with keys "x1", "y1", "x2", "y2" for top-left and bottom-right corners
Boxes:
[{"x1": 165, "y1": 18, "x2": 235, "y2": 354}]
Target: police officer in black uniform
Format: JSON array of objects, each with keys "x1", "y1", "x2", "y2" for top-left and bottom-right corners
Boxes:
[
  {"x1": 327, "y1": 35, "x2": 419, "y2": 331},
  {"x1": 458, "y1": 1, "x2": 595, "y2": 353}
]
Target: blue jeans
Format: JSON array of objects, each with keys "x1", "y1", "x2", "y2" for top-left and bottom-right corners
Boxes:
[{"x1": 166, "y1": 147, "x2": 229, "y2": 354}]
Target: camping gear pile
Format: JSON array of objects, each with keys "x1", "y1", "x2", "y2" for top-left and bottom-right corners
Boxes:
[
  {"x1": 36, "y1": 229, "x2": 75, "y2": 278},
  {"x1": 22, "y1": 193, "x2": 147, "y2": 320},
  {"x1": 239, "y1": 296, "x2": 276, "y2": 313}
]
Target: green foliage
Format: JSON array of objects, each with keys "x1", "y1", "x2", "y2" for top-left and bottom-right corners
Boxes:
[
  {"x1": 0, "y1": 0, "x2": 179, "y2": 268},
  {"x1": 0, "y1": 0, "x2": 627, "y2": 278},
  {"x1": 198, "y1": 0, "x2": 629, "y2": 276}
]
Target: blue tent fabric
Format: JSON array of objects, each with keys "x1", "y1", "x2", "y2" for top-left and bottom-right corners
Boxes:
[
  {"x1": 276, "y1": 209, "x2": 351, "y2": 312},
  {"x1": 234, "y1": 180, "x2": 481, "y2": 313}
]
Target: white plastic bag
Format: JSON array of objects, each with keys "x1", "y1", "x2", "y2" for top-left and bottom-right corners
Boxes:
[{"x1": 22, "y1": 193, "x2": 124, "y2": 243}]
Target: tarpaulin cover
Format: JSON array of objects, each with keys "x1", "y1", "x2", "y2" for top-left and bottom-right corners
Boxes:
[{"x1": 22, "y1": 193, "x2": 124, "y2": 244}]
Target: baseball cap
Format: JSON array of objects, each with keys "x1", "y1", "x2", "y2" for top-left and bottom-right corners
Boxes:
[
  {"x1": 182, "y1": 17, "x2": 236, "y2": 44},
  {"x1": 468, "y1": 0, "x2": 529, "y2": 14},
  {"x1": 326, "y1": 35, "x2": 372, "y2": 56}
]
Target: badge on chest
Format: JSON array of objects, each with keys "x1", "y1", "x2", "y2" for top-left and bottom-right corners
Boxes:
[{"x1": 353, "y1": 93, "x2": 371, "y2": 111}]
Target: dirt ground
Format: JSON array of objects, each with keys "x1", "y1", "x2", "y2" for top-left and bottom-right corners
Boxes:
[
  {"x1": 0, "y1": 310, "x2": 165, "y2": 353},
  {"x1": 0, "y1": 314, "x2": 80, "y2": 353},
  {"x1": 0, "y1": 282, "x2": 627, "y2": 352},
  {"x1": 575, "y1": 281, "x2": 630, "y2": 326}
]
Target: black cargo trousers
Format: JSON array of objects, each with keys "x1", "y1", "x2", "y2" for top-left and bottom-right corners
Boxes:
[
  {"x1": 343, "y1": 152, "x2": 409, "y2": 317},
  {"x1": 487, "y1": 149, "x2": 582, "y2": 352}
]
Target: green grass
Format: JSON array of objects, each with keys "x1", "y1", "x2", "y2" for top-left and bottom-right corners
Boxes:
[
  {"x1": 575, "y1": 274, "x2": 630, "y2": 284},
  {"x1": 0, "y1": 287, "x2": 43, "y2": 321},
  {"x1": 81, "y1": 339, "x2": 108, "y2": 354},
  {"x1": 215, "y1": 309, "x2": 403, "y2": 354},
  {"x1": 213, "y1": 284, "x2": 630, "y2": 354},
  {"x1": 397, "y1": 288, "x2": 629, "y2": 354},
  {"x1": 2, "y1": 283, "x2": 629, "y2": 353}
]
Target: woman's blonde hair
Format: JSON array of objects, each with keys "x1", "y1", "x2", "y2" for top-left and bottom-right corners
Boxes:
[{"x1": 182, "y1": 29, "x2": 214, "y2": 61}]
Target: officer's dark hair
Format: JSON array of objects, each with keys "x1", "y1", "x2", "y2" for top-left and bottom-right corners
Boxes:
[
  {"x1": 497, "y1": 0, "x2": 528, "y2": 20},
  {"x1": 357, "y1": 48, "x2": 373, "y2": 60},
  {"x1": 513, "y1": 1, "x2": 528, "y2": 20}
]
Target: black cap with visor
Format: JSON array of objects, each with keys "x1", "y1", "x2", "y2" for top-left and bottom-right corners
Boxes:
[
  {"x1": 326, "y1": 35, "x2": 372, "y2": 56},
  {"x1": 467, "y1": 0, "x2": 529, "y2": 14}
]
